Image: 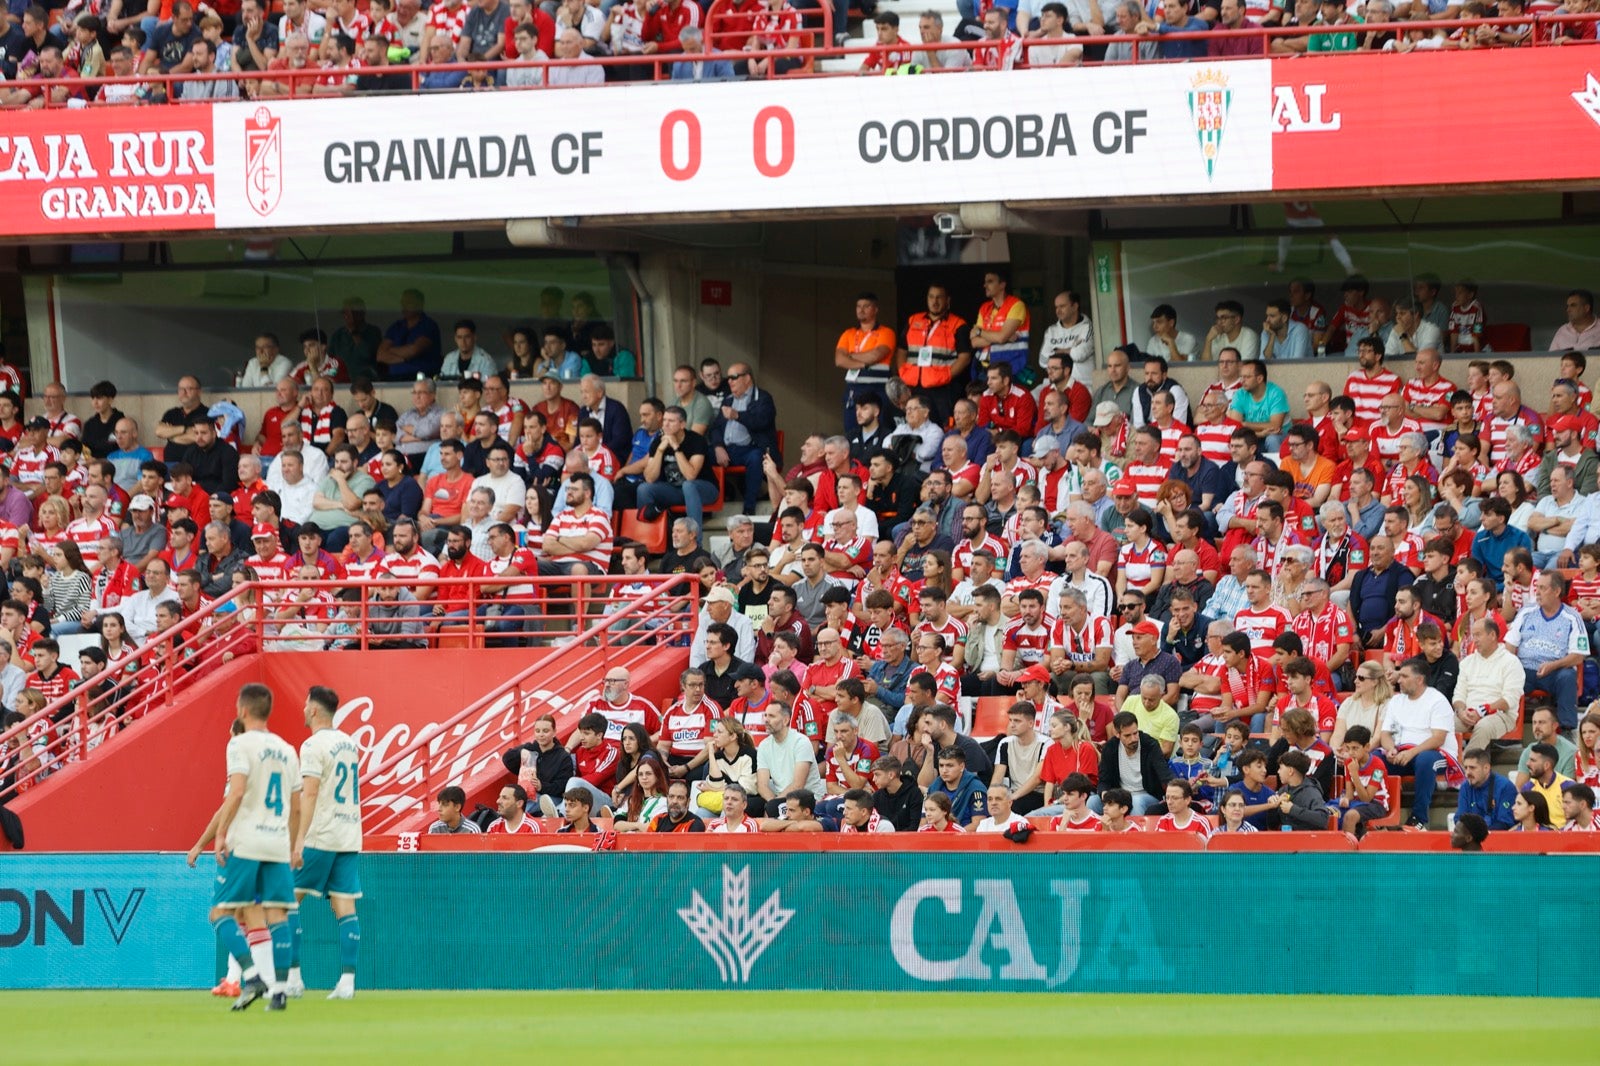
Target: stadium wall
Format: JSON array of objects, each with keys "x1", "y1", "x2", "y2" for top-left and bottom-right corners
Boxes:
[{"x1": 5, "y1": 851, "x2": 1595, "y2": 995}]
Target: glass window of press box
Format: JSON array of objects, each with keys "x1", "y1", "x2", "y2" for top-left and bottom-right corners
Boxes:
[
  {"x1": 18, "y1": 231, "x2": 642, "y2": 392},
  {"x1": 1087, "y1": 196, "x2": 1600, "y2": 359}
]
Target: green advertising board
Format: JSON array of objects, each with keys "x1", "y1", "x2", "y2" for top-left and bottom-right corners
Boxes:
[{"x1": 285, "y1": 852, "x2": 1598, "y2": 997}]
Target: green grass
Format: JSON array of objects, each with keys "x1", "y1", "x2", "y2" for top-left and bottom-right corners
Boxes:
[{"x1": 5, "y1": 991, "x2": 1598, "y2": 1064}]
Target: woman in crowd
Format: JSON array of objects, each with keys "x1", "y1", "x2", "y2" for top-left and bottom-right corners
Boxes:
[
  {"x1": 1573, "y1": 711, "x2": 1600, "y2": 789},
  {"x1": 98, "y1": 612, "x2": 138, "y2": 668},
  {"x1": 1152, "y1": 478, "x2": 1194, "y2": 544},
  {"x1": 612, "y1": 753, "x2": 668, "y2": 832},
  {"x1": 691, "y1": 717, "x2": 759, "y2": 819},
  {"x1": 1434, "y1": 468, "x2": 1482, "y2": 529},
  {"x1": 1214, "y1": 789, "x2": 1258, "y2": 834},
  {"x1": 1332, "y1": 662, "x2": 1392, "y2": 748},
  {"x1": 1497, "y1": 470, "x2": 1536, "y2": 532},
  {"x1": 1454, "y1": 576, "x2": 1504, "y2": 659},
  {"x1": 1400, "y1": 474, "x2": 1436, "y2": 536},
  {"x1": 33, "y1": 498, "x2": 71, "y2": 553},
  {"x1": 1114, "y1": 506, "x2": 1166, "y2": 600},
  {"x1": 1511, "y1": 790, "x2": 1554, "y2": 832},
  {"x1": 518, "y1": 483, "x2": 556, "y2": 545},
  {"x1": 609, "y1": 722, "x2": 654, "y2": 809},
  {"x1": 42, "y1": 543, "x2": 93, "y2": 636},
  {"x1": 918, "y1": 792, "x2": 963, "y2": 833},
  {"x1": 1273, "y1": 544, "x2": 1314, "y2": 618}
]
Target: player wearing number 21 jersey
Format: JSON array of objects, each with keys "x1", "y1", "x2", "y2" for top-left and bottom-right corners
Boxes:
[
  {"x1": 289, "y1": 685, "x2": 364, "y2": 1001},
  {"x1": 210, "y1": 683, "x2": 300, "y2": 1012}
]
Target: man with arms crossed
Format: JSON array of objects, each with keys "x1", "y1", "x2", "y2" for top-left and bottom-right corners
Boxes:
[{"x1": 288, "y1": 685, "x2": 363, "y2": 1000}]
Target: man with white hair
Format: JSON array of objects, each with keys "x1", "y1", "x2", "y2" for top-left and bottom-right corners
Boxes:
[
  {"x1": 547, "y1": 27, "x2": 602, "y2": 84},
  {"x1": 668, "y1": 26, "x2": 735, "y2": 80},
  {"x1": 1002, "y1": 540, "x2": 1055, "y2": 618},
  {"x1": 690, "y1": 586, "x2": 756, "y2": 662},
  {"x1": 1529, "y1": 464, "x2": 1583, "y2": 569},
  {"x1": 1314, "y1": 500, "x2": 1367, "y2": 609}
]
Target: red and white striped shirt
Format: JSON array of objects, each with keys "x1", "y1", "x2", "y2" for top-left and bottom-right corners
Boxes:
[
  {"x1": 1117, "y1": 539, "x2": 1167, "y2": 587},
  {"x1": 661, "y1": 695, "x2": 722, "y2": 757},
  {"x1": 1155, "y1": 812, "x2": 1212, "y2": 839},
  {"x1": 247, "y1": 551, "x2": 290, "y2": 581},
  {"x1": 1122, "y1": 461, "x2": 1166, "y2": 508},
  {"x1": 1186, "y1": 653, "x2": 1229, "y2": 716},
  {"x1": 953, "y1": 534, "x2": 1008, "y2": 575},
  {"x1": 344, "y1": 549, "x2": 389, "y2": 582},
  {"x1": 1194, "y1": 418, "x2": 1241, "y2": 465},
  {"x1": 1051, "y1": 614, "x2": 1112, "y2": 664},
  {"x1": 1402, "y1": 375, "x2": 1456, "y2": 431},
  {"x1": 380, "y1": 547, "x2": 442, "y2": 585},
  {"x1": 427, "y1": 0, "x2": 470, "y2": 43},
  {"x1": 8, "y1": 444, "x2": 59, "y2": 486},
  {"x1": 1368, "y1": 417, "x2": 1421, "y2": 467},
  {"x1": 583, "y1": 693, "x2": 662, "y2": 744},
  {"x1": 1155, "y1": 420, "x2": 1191, "y2": 466},
  {"x1": 290, "y1": 356, "x2": 345, "y2": 387},
  {"x1": 1002, "y1": 617, "x2": 1051, "y2": 666},
  {"x1": 64, "y1": 515, "x2": 118, "y2": 572},
  {"x1": 486, "y1": 816, "x2": 542, "y2": 835},
  {"x1": 545, "y1": 506, "x2": 613, "y2": 571},
  {"x1": 0, "y1": 521, "x2": 23, "y2": 560},
  {"x1": 493, "y1": 400, "x2": 529, "y2": 443},
  {"x1": 1234, "y1": 604, "x2": 1292, "y2": 659},
  {"x1": 1291, "y1": 602, "x2": 1355, "y2": 665},
  {"x1": 913, "y1": 616, "x2": 967, "y2": 662},
  {"x1": 1487, "y1": 410, "x2": 1542, "y2": 466},
  {"x1": 1344, "y1": 368, "x2": 1402, "y2": 423},
  {"x1": 584, "y1": 446, "x2": 618, "y2": 482}
]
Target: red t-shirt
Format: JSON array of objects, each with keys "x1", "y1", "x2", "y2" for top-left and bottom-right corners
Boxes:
[{"x1": 424, "y1": 471, "x2": 473, "y2": 520}]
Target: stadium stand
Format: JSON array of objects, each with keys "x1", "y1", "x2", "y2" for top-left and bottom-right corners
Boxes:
[{"x1": 4, "y1": 262, "x2": 1600, "y2": 846}]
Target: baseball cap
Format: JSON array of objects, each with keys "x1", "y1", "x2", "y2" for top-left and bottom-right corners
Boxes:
[
  {"x1": 1031, "y1": 435, "x2": 1060, "y2": 458},
  {"x1": 1018, "y1": 663, "x2": 1052, "y2": 685},
  {"x1": 1343, "y1": 428, "x2": 1367, "y2": 442},
  {"x1": 251, "y1": 522, "x2": 278, "y2": 539},
  {"x1": 129, "y1": 494, "x2": 155, "y2": 511},
  {"x1": 705, "y1": 586, "x2": 736, "y2": 606},
  {"x1": 1112, "y1": 481, "x2": 1137, "y2": 497},
  {"x1": 1550, "y1": 414, "x2": 1581, "y2": 433},
  {"x1": 24, "y1": 416, "x2": 48, "y2": 431},
  {"x1": 1092, "y1": 401, "x2": 1121, "y2": 428},
  {"x1": 1131, "y1": 620, "x2": 1160, "y2": 636},
  {"x1": 211, "y1": 491, "x2": 234, "y2": 505},
  {"x1": 164, "y1": 493, "x2": 187, "y2": 509}
]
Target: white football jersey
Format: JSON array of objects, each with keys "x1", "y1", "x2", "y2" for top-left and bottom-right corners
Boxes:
[
  {"x1": 225, "y1": 729, "x2": 301, "y2": 863},
  {"x1": 300, "y1": 727, "x2": 364, "y2": 853}
]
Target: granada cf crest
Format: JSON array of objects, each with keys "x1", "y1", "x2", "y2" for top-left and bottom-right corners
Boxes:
[
  {"x1": 245, "y1": 106, "x2": 282, "y2": 217},
  {"x1": 1186, "y1": 69, "x2": 1231, "y2": 181}
]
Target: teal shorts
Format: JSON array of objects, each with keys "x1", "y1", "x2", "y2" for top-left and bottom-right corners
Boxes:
[
  {"x1": 213, "y1": 857, "x2": 296, "y2": 910},
  {"x1": 294, "y1": 847, "x2": 363, "y2": 899}
]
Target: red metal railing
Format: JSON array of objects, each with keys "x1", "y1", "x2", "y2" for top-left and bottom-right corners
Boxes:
[
  {"x1": 0, "y1": 573, "x2": 697, "y2": 804},
  {"x1": 8, "y1": 15, "x2": 1595, "y2": 106},
  {"x1": 359, "y1": 572, "x2": 698, "y2": 834}
]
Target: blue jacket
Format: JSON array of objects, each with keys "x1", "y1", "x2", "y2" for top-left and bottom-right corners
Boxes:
[
  {"x1": 710, "y1": 386, "x2": 778, "y2": 457},
  {"x1": 1457, "y1": 771, "x2": 1518, "y2": 831},
  {"x1": 670, "y1": 58, "x2": 737, "y2": 81},
  {"x1": 930, "y1": 770, "x2": 990, "y2": 826},
  {"x1": 1350, "y1": 562, "x2": 1413, "y2": 640},
  {"x1": 1471, "y1": 524, "x2": 1533, "y2": 589}
]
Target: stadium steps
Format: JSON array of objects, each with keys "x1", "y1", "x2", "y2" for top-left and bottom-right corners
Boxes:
[{"x1": 3, "y1": 640, "x2": 692, "y2": 851}]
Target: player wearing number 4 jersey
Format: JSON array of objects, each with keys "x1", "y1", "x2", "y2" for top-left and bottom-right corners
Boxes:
[
  {"x1": 287, "y1": 685, "x2": 364, "y2": 1001},
  {"x1": 197, "y1": 683, "x2": 301, "y2": 1013}
]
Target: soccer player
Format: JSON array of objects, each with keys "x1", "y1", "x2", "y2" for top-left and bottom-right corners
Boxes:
[
  {"x1": 200, "y1": 683, "x2": 300, "y2": 1012},
  {"x1": 187, "y1": 718, "x2": 248, "y2": 998},
  {"x1": 288, "y1": 686, "x2": 363, "y2": 1000}
]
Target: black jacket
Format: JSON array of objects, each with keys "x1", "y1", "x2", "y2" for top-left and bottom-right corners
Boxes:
[
  {"x1": 1278, "y1": 779, "x2": 1331, "y2": 831},
  {"x1": 1097, "y1": 732, "x2": 1174, "y2": 800},
  {"x1": 872, "y1": 774, "x2": 925, "y2": 833},
  {"x1": 196, "y1": 548, "x2": 250, "y2": 599},
  {"x1": 1267, "y1": 740, "x2": 1336, "y2": 800},
  {"x1": 500, "y1": 741, "x2": 575, "y2": 801},
  {"x1": 709, "y1": 386, "x2": 777, "y2": 459}
]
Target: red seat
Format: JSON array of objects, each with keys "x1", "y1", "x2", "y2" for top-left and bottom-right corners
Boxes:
[
  {"x1": 970, "y1": 696, "x2": 1012, "y2": 740},
  {"x1": 617, "y1": 509, "x2": 668, "y2": 555},
  {"x1": 1483, "y1": 322, "x2": 1531, "y2": 353},
  {"x1": 667, "y1": 466, "x2": 725, "y2": 519}
]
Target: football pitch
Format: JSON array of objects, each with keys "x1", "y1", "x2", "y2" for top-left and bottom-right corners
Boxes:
[{"x1": 6, "y1": 990, "x2": 1597, "y2": 1064}]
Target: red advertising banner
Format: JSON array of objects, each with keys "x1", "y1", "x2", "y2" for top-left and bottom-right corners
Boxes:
[
  {"x1": 1270, "y1": 49, "x2": 1600, "y2": 192},
  {"x1": 0, "y1": 105, "x2": 217, "y2": 235}
]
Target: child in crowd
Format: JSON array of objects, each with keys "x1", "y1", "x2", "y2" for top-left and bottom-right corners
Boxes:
[{"x1": 1334, "y1": 725, "x2": 1390, "y2": 838}]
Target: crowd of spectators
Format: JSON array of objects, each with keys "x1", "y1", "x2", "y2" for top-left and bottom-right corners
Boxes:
[
  {"x1": 6, "y1": 257, "x2": 1600, "y2": 841},
  {"x1": 3, "y1": 0, "x2": 1592, "y2": 107},
  {"x1": 438, "y1": 270, "x2": 1600, "y2": 839}
]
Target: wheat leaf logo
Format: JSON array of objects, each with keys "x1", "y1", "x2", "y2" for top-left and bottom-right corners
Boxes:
[{"x1": 677, "y1": 865, "x2": 794, "y2": 983}]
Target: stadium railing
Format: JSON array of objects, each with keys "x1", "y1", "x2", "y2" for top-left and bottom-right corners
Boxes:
[
  {"x1": 358, "y1": 572, "x2": 699, "y2": 832},
  {"x1": 9, "y1": 16, "x2": 1597, "y2": 105},
  {"x1": 0, "y1": 572, "x2": 697, "y2": 805},
  {"x1": 364, "y1": 829, "x2": 1600, "y2": 852}
]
